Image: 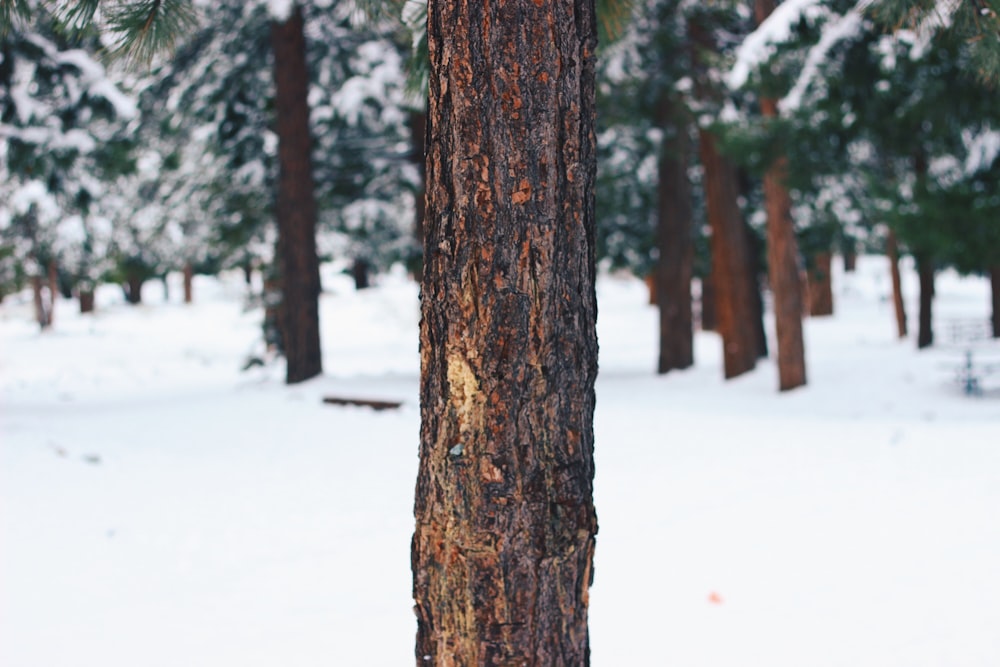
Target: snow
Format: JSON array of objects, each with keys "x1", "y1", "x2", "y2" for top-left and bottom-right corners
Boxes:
[
  {"x1": 779, "y1": 8, "x2": 865, "y2": 113},
  {"x1": 2, "y1": 258, "x2": 999, "y2": 666},
  {"x1": 267, "y1": 0, "x2": 295, "y2": 22},
  {"x1": 728, "y1": 0, "x2": 826, "y2": 89}
]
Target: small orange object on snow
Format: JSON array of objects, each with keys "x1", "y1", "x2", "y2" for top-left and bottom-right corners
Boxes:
[{"x1": 708, "y1": 591, "x2": 724, "y2": 605}]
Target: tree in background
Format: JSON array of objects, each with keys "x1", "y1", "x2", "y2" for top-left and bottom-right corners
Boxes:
[
  {"x1": 750, "y1": 0, "x2": 808, "y2": 390},
  {"x1": 269, "y1": 2, "x2": 322, "y2": 383},
  {"x1": 412, "y1": 0, "x2": 599, "y2": 660},
  {"x1": 690, "y1": 6, "x2": 762, "y2": 380},
  {"x1": 0, "y1": 8, "x2": 136, "y2": 320}
]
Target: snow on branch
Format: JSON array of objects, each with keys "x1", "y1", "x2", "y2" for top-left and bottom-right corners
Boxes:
[
  {"x1": 779, "y1": 7, "x2": 865, "y2": 113},
  {"x1": 727, "y1": 0, "x2": 826, "y2": 90}
]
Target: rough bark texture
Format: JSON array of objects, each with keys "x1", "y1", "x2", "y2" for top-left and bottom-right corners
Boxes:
[
  {"x1": 183, "y1": 262, "x2": 194, "y2": 304},
  {"x1": 992, "y1": 266, "x2": 1000, "y2": 338},
  {"x1": 807, "y1": 252, "x2": 834, "y2": 317},
  {"x1": 887, "y1": 229, "x2": 907, "y2": 338},
  {"x1": 413, "y1": 1, "x2": 599, "y2": 664},
  {"x1": 271, "y1": 6, "x2": 322, "y2": 384},
  {"x1": 917, "y1": 255, "x2": 934, "y2": 349},
  {"x1": 655, "y1": 97, "x2": 694, "y2": 374}
]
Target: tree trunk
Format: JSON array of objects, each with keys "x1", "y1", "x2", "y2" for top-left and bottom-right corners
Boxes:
[
  {"x1": 79, "y1": 289, "x2": 95, "y2": 313},
  {"x1": 125, "y1": 271, "x2": 143, "y2": 305},
  {"x1": 843, "y1": 249, "x2": 857, "y2": 272},
  {"x1": 351, "y1": 257, "x2": 370, "y2": 290},
  {"x1": 410, "y1": 109, "x2": 428, "y2": 282},
  {"x1": 690, "y1": 18, "x2": 757, "y2": 380},
  {"x1": 272, "y1": 5, "x2": 322, "y2": 384},
  {"x1": 32, "y1": 273, "x2": 52, "y2": 329},
  {"x1": 700, "y1": 273, "x2": 717, "y2": 331},
  {"x1": 45, "y1": 260, "x2": 58, "y2": 326},
  {"x1": 655, "y1": 97, "x2": 694, "y2": 373},
  {"x1": 991, "y1": 265, "x2": 1000, "y2": 338},
  {"x1": 887, "y1": 228, "x2": 907, "y2": 338},
  {"x1": 753, "y1": 0, "x2": 806, "y2": 390},
  {"x1": 917, "y1": 254, "x2": 934, "y2": 348},
  {"x1": 762, "y1": 155, "x2": 807, "y2": 388},
  {"x1": 183, "y1": 262, "x2": 194, "y2": 304},
  {"x1": 414, "y1": 1, "x2": 599, "y2": 664},
  {"x1": 807, "y1": 251, "x2": 834, "y2": 316},
  {"x1": 746, "y1": 221, "x2": 768, "y2": 359},
  {"x1": 697, "y1": 131, "x2": 758, "y2": 378}
]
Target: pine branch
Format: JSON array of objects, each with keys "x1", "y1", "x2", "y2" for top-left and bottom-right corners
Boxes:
[
  {"x1": 0, "y1": 0, "x2": 30, "y2": 35},
  {"x1": 104, "y1": 0, "x2": 198, "y2": 65}
]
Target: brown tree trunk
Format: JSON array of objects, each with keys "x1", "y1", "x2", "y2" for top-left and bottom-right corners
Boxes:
[
  {"x1": 414, "y1": 1, "x2": 599, "y2": 664},
  {"x1": 79, "y1": 289, "x2": 95, "y2": 314},
  {"x1": 697, "y1": 132, "x2": 758, "y2": 378},
  {"x1": 843, "y1": 249, "x2": 857, "y2": 272},
  {"x1": 887, "y1": 228, "x2": 907, "y2": 338},
  {"x1": 746, "y1": 221, "x2": 768, "y2": 359},
  {"x1": 655, "y1": 97, "x2": 694, "y2": 373},
  {"x1": 700, "y1": 273, "x2": 717, "y2": 331},
  {"x1": 125, "y1": 271, "x2": 143, "y2": 305},
  {"x1": 754, "y1": 0, "x2": 806, "y2": 390},
  {"x1": 807, "y1": 251, "x2": 834, "y2": 316},
  {"x1": 762, "y1": 154, "x2": 807, "y2": 389},
  {"x1": 410, "y1": 109, "x2": 428, "y2": 282},
  {"x1": 991, "y1": 265, "x2": 1000, "y2": 338},
  {"x1": 46, "y1": 260, "x2": 58, "y2": 325},
  {"x1": 691, "y1": 18, "x2": 757, "y2": 380},
  {"x1": 272, "y1": 5, "x2": 322, "y2": 384},
  {"x1": 917, "y1": 254, "x2": 934, "y2": 349},
  {"x1": 351, "y1": 257, "x2": 370, "y2": 290},
  {"x1": 183, "y1": 262, "x2": 194, "y2": 304}
]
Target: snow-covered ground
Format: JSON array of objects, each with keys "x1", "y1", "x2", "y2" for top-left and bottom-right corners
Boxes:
[{"x1": 1, "y1": 257, "x2": 998, "y2": 666}]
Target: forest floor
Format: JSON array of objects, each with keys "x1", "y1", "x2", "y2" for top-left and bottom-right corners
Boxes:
[{"x1": 2, "y1": 256, "x2": 998, "y2": 666}]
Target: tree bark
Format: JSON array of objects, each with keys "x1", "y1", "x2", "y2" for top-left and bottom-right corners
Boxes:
[
  {"x1": 690, "y1": 18, "x2": 757, "y2": 380},
  {"x1": 887, "y1": 228, "x2": 907, "y2": 338},
  {"x1": 79, "y1": 289, "x2": 95, "y2": 314},
  {"x1": 697, "y1": 131, "x2": 758, "y2": 378},
  {"x1": 414, "y1": 1, "x2": 599, "y2": 664},
  {"x1": 917, "y1": 254, "x2": 934, "y2": 348},
  {"x1": 183, "y1": 262, "x2": 194, "y2": 304},
  {"x1": 699, "y1": 273, "x2": 717, "y2": 331},
  {"x1": 32, "y1": 273, "x2": 52, "y2": 329},
  {"x1": 746, "y1": 221, "x2": 768, "y2": 359},
  {"x1": 843, "y1": 249, "x2": 857, "y2": 272},
  {"x1": 991, "y1": 265, "x2": 1000, "y2": 338},
  {"x1": 124, "y1": 271, "x2": 143, "y2": 305},
  {"x1": 807, "y1": 251, "x2": 834, "y2": 317},
  {"x1": 351, "y1": 257, "x2": 370, "y2": 290},
  {"x1": 655, "y1": 97, "x2": 694, "y2": 373},
  {"x1": 272, "y1": 5, "x2": 322, "y2": 384},
  {"x1": 753, "y1": 0, "x2": 806, "y2": 390},
  {"x1": 761, "y1": 154, "x2": 807, "y2": 389}
]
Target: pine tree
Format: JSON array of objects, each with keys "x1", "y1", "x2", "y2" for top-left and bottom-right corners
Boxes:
[{"x1": 412, "y1": 0, "x2": 599, "y2": 661}]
